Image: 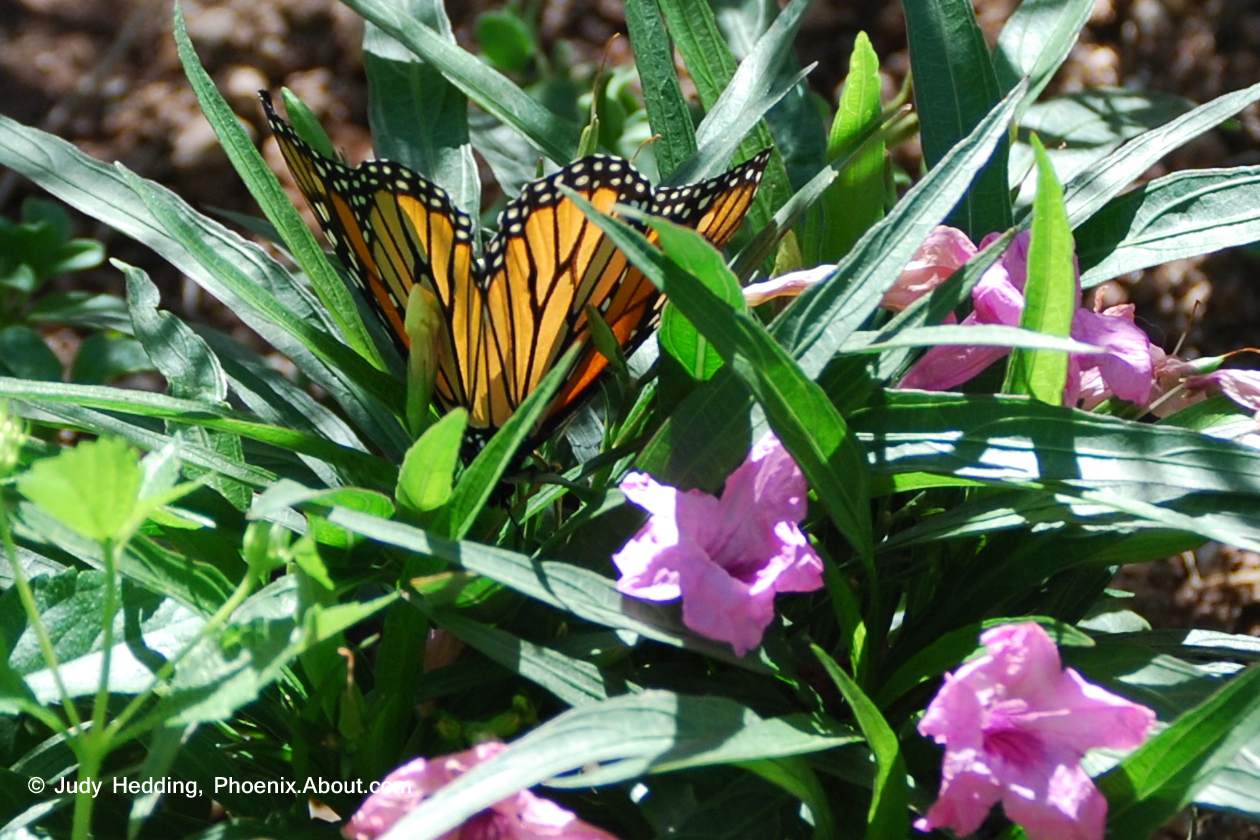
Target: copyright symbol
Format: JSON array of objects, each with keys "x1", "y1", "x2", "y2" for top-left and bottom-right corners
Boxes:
[{"x1": 27, "y1": 777, "x2": 45, "y2": 794}]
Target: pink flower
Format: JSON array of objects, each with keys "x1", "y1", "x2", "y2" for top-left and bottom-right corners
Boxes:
[
  {"x1": 898, "y1": 231, "x2": 1156, "y2": 407},
  {"x1": 343, "y1": 742, "x2": 617, "y2": 840},
  {"x1": 743, "y1": 264, "x2": 834, "y2": 307},
  {"x1": 882, "y1": 225, "x2": 977, "y2": 311},
  {"x1": 613, "y1": 433, "x2": 824, "y2": 656},
  {"x1": 741, "y1": 226, "x2": 978, "y2": 312},
  {"x1": 1185, "y1": 368, "x2": 1260, "y2": 418},
  {"x1": 917, "y1": 623, "x2": 1156, "y2": 840}
]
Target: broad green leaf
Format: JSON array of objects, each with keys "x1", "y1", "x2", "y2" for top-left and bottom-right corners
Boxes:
[
  {"x1": 474, "y1": 9, "x2": 536, "y2": 74},
  {"x1": 625, "y1": 0, "x2": 697, "y2": 178},
  {"x1": 439, "y1": 343, "x2": 581, "y2": 540},
  {"x1": 121, "y1": 260, "x2": 251, "y2": 508},
  {"x1": 173, "y1": 3, "x2": 383, "y2": 368},
  {"x1": 364, "y1": 0, "x2": 480, "y2": 220},
  {"x1": 0, "y1": 325, "x2": 60, "y2": 381},
  {"x1": 17, "y1": 437, "x2": 140, "y2": 543},
  {"x1": 379, "y1": 690, "x2": 858, "y2": 839},
  {"x1": 1101, "y1": 663, "x2": 1260, "y2": 836},
  {"x1": 810, "y1": 31, "x2": 885, "y2": 263},
  {"x1": 813, "y1": 645, "x2": 908, "y2": 840},
  {"x1": 1062, "y1": 80, "x2": 1260, "y2": 226},
  {"x1": 658, "y1": 236, "x2": 745, "y2": 382},
  {"x1": 0, "y1": 112, "x2": 409, "y2": 457},
  {"x1": 1077, "y1": 166, "x2": 1260, "y2": 286},
  {"x1": 341, "y1": 0, "x2": 579, "y2": 163},
  {"x1": 904, "y1": 0, "x2": 1012, "y2": 237},
  {"x1": 992, "y1": 0, "x2": 1094, "y2": 107},
  {"x1": 1011, "y1": 89, "x2": 1192, "y2": 205},
  {"x1": 396, "y1": 409, "x2": 467, "y2": 520},
  {"x1": 1, "y1": 570, "x2": 202, "y2": 701},
  {"x1": 1004, "y1": 135, "x2": 1075, "y2": 403}
]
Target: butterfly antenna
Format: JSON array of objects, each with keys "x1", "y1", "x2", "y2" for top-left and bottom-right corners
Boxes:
[{"x1": 632, "y1": 134, "x2": 662, "y2": 166}]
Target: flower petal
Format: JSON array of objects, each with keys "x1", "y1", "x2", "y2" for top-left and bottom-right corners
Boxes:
[
  {"x1": 1072, "y1": 309, "x2": 1154, "y2": 405},
  {"x1": 998, "y1": 750, "x2": 1108, "y2": 840},
  {"x1": 882, "y1": 225, "x2": 977, "y2": 311},
  {"x1": 916, "y1": 749, "x2": 1003, "y2": 837},
  {"x1": 1193, "y1": 368, "x2": 1260, "y2": 415},
  {"x1": 898, "y1": 340, "x2": 1012, "y2": 391},
  {"x1": 678, "y1": 557, "x2": 775, "y2": 656},
  {"x1": 613, "y1": 473, "x2": 721, "y2": 599}
]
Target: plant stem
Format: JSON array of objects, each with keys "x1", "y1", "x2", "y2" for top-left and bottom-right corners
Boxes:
[
  {"x1": 70, "y1": 747, "x2": 101, "y2": 840},
  {"x1": 0, "y1": 493, "x2": 80, "y2": 728},
  {"x1": 106, "y1": 576, "x2": 253, "y2": 743}
]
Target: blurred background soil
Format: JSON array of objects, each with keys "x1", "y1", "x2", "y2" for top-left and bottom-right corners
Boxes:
[{"x1": 1, "y1": 0, "x2": 1259, "y2": 774}]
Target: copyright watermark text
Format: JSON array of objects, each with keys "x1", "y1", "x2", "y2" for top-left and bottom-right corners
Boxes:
[{"x1": 30, "y1": 775, "x2": 414, "y2": 799}]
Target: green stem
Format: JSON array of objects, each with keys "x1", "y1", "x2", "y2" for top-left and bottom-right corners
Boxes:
[
  {"x1": 70, "y1": 747, "x2": 102, "y2": 840},
  {"x1": 90, "y1": 539, "x2": 118, "y2": 740},
  {"x1": 105, "y1": 576, "x2": 253, "y2": 743},
  {"x1": 0, "y1": 493, "x2": 80, "y2": 729}
]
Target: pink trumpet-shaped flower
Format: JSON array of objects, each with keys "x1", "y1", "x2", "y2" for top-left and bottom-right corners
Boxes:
[
  {"x1": 613, "y1": 433, "x2": 824, "y2": 656},
  {"x1": 917, "y1": 623, "x2": 1156, "y2": 840},
  {"x1": 343, "y1": 742, "x2": 617, "y2": 840},
  {"x1": 880, "y1": 224, "x2": 978, "y2": 312},
  {"x1": 1185, "y1": 368, "x2": 1260, "y2": 418},
  {"x1": 897, "y1": 229, "x2": 1155, "y2": 407}
]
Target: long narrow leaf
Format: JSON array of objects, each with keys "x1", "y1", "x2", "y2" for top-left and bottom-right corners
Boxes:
[
  {"x1": 625, "y1": 0, "x2": 697, "y2": 178},
  {"x1": 173, "y1": 3, "x2": 382, "y2": 367}
]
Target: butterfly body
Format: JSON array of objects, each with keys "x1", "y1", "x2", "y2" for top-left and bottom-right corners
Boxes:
[{"x1": 261, "y1": 92, "x2": 767, "y2": 430}]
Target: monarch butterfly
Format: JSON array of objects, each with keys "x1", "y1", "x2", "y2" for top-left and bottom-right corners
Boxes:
[{"x1": 260, "y1": 92, "x2": 769, "y2": 431}]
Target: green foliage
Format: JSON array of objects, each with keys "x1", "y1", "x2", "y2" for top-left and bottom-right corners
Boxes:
[{"x1": 0, "y1": 2, "x2": 1258, "y2": 838}]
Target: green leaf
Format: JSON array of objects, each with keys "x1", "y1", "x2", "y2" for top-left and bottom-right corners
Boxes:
[
  {"x1": 658, "y1": 0, "x2": 798, "y2": 230},
  {"x1": 625, "y1": 0, "x2": 697, "y2": 178},
  {"x1": 1077, "y1": 166, "x2": 1260, "y2": 286},
  {"x1": 0, "y1": 376, "x2": 393, "y2": 486},
  {"x1": 439, "y1": 343, "x2": 582, "y2": 539},
  {"x1": 378, "y1": 691, "x2": 858, "y2": 839},
  {"x1": 0, "y1": 325, "x2": 61, "y2": 381},
  {"x1": 364, "y1": 0, "x2": 480, "y2": 220},
  {"x1": 904, "y1": 0, "x2": 1012, "y2": 238},
  {"x1": 1010, "y1": 89, "x2": 1191, "y2": 203},
  {"x1": 172, "y1": 3, "x2": 384, "y2": 369},
  {"x1": 812, "y1": 645, "x2": 908, "y2": 840},
  {"x1": 396, "y1": 409, "x2": 467, "y2": 520},
  {"x1": 1004, "y1": 135, "x2": 1075, "y2": 403},
  {"x1": 658, "y1": 237, "x2": 744, "y2": 382},
  {"x1": 573, "y1": 198, "x2": 873, "y2": 562},
  {"x1": 69, "y1": 333, "x2": 153, "y2": 385},
  {"x1": 120, "y1": 260, "x2": 226, "y2": 403},
  {"x1": 992, "y1": 0, "x2": 1094, "y2": 107},
  {"x1": 474, "y1": 9, "x2": 536, "y2": 74},
  {"x1": 1101, "y1": 663, "x2": 1260, "y2": 837},
  {"x1": 17, "y1": 437, "x2": 141, "y2": 543},
  {"x1": 1, "y1": 570, "x2": 202, "y2": 701},
  {"x1": 340, "y1": 0, "x2": 579, "y2": 164},
  {"x1": 279, "y1": 88, "x2": 337, "y2": 159},
  {"x1": 1062, "y1": 80, "x2": 1260, "y2": 226},
  {"x1": 852, "y1": 390, "x2": 1260, "y2": 498},
  {"x1": 812, "y1": 31, "x2": 885, "y2": 263},
  {"x1": 435, "y1": 609, "x2": 613, "y2": 706}
]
